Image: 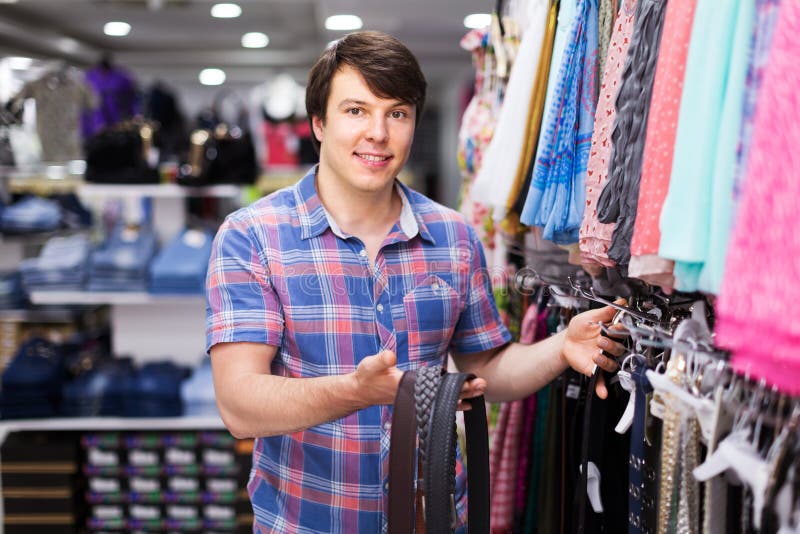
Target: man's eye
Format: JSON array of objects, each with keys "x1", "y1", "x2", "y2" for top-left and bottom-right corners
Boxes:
[
  {"x1": 391, "y1": 111, "x2": 407, "y2": 119},
  {"x1": 348, "y1": 108, "x2": 361, "y2": 115}
]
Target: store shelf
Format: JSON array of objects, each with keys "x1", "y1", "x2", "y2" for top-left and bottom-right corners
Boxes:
[
  {"x1": 29, "y1": 291, "x2": 204, "y2": 306},
  {"x1": 78, "y1": 183, "x2": 242, "y2": 199},
  {"x1": 0, "y1": 415, "x2": 225, "y2": 444},
  {"x1": 0, "y1": 307, "x2": 90, "y2": 323}
]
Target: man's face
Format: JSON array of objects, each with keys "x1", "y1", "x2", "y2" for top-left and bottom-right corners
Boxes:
[{"x1": 312, "y1": 65, "x2": 416, "y2": 195}]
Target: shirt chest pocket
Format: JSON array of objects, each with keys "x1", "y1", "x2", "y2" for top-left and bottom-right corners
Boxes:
[{"x1": 403, "y1": 275, "x2": 461, "y2": 365}]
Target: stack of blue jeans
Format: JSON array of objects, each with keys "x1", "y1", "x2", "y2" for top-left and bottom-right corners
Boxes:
[
  {"x1": 61, "y1": 358, "x2": 135, "y2": 417},
  {"x1": 149, "y1": 228, "x2": 213, "y2": 294},
  {"x1": 123, "y1": 361, "x2": 189, "y2": 417},
  {"x1": 0, "y1": 337, "x2": 65, "y2": 419},
  {"x1": 0, "y1": 196, "x2": 62, "y2": 233},
  {"x1": 88, "y1": 225, "x2": 157, "y2": 292},
  {"x1": 181, "y1": 358, "x2": 218, "y2": 416},
  {"x1": 0, "y1": 271, "x2": 25, "y2": 308},
  {"x1": 19, "y1": 234, "x2": 90, "y2": 291}
]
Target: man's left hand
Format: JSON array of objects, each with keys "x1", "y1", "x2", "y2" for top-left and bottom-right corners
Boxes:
[{"x1": 562, "y1": 299, "x2": 628, "y2": 399}]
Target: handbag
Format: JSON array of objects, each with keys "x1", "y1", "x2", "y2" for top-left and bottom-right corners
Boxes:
[
  {"x1": 84, "y1": 120, "x2": 160, "y2": 184},
  {"x1": 177, "y1": 90, "x2": 258, "y2": 186},
  {"x1": 388, "y1": 365, "x2": 490, "y2": 533}
]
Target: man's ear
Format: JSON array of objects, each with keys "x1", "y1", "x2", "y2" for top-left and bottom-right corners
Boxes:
[{"x1": 311, "y1": 115, "x2": 324, "y2": 144}]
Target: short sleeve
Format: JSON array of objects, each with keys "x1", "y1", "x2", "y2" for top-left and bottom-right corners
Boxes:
[
  {"x1": 205, "y1": 212, "x2": 284, "y2": 352},
  {"x1": 449, "y1": 227, "x2": 512, "y2": 354}
]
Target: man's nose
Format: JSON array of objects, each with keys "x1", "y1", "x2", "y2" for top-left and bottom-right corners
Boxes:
[{"x1": 366, "y1": 115, "x2": 389, "y2": 142}]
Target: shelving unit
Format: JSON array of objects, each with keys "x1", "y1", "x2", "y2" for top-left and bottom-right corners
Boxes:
[
  {"x1": 0, "y1": 415, "x2": 225, "y2": 445},
  {"x1": 29, "y1": 291, "x2": 204, "y2": 306}
]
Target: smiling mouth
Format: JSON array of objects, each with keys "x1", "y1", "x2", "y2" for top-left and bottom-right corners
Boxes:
[{"x1": 355, "y1": 153, "x2": 392, "y2": 163}]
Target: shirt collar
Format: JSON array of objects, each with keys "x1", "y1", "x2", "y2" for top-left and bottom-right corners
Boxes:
[{"x1": 295, "y1": 166, "x2": 435, "y2": 244}]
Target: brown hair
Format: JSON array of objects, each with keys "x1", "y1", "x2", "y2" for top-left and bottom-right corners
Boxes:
[{"x1": 305, "y1": 31, "x2": 427, "y2": 153}]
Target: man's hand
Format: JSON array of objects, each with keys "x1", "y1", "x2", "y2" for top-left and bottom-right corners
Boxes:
[
  {"x1": 352, "y1": 351, "x2": 487, "y2": 411},
  {"x1": 562, "y1": 300, "x2": 628, "y2": 399},
  {"x1": 353, "y1": 350, "x2": 405, "y2": 407}
]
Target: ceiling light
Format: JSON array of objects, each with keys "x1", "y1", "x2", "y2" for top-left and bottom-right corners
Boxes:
[
  {"x1": 325, "y1": 14, "x2": 363, "y2": 31},
  {"x1": 199, "y1": 68, "x2": 226, "y2": 86},
  {"x1": 104, "y1": 21, "x2": 131, "y2": 37},
  {"x1": 463, "y1": 13, "x2": 491, "y2": 29},
  {"x1": 7, "y1": 57, "x2": 32, "y2": 70},
  {"x1": 241, "y1": 32, "x2": 269, "y2": 48},
  {"x1": 211, "y1": 3, "x2": 241, "y2": 18},
  {"x1": 0, "y1": 0, "x2": 19, "y2": 3}
]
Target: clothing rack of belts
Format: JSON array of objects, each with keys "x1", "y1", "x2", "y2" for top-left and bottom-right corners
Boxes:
[{"x1": 501, "y1": 267, "x2": 800, "y2": 533}]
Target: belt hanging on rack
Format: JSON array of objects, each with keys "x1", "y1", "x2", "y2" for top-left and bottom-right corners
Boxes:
[{"x1": 388, "y1": 365, "x2": 490, "y2": 533}]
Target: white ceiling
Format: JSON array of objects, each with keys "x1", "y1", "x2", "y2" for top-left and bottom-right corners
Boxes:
[{"x1": 0, "y1": 0, "x2": 486, "y2": 87}]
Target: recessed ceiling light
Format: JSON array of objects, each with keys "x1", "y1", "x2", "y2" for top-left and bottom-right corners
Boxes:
[
  {"x1": 7, "y1": 57, "x2": 32, "y2": 70},
  {"x1": 211, "y1": 3, "x2": 241, "y2": 18},
  {"x1": 325, "y1": 14, "x2": 363, "y2": 31},
  {"x1": 241, "y1": 32, "x2": 269, "y2": 48},
  {"x1": 104, "y1": 21, "x2": 131, "y2": 37},
  {"x1": 199, "y1": 68, "x2": 226, "y2": 86},
  {"x1": 463, "y1": 13, "x2": 491, "y2": 29}
]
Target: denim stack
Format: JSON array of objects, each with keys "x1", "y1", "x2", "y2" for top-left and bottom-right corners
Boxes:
[
  {"x1": 19, "y1": 234, "x2": 90, "y2": 291},
  {"x1": 61, "y1": 358, "x2": 135, "y2": 417},
  {"x1": 0, "y1": 271, "x2": 25, "y2": 308},
  {"x1": 123, "y1": 361, "x2": 189, "y2": 417},
  {"x1": 88, "y1": 225, "x2": 158, "y2": 292},
  {"x1": 180, "y1": 358, "x2": 218, "y2": 416},
  {"x1": 149, "y1": 228, "x2": 213, "y2": 295},
  {"x1": 0, "y1": 337, "x2": 66, "y2": 419},
  {"x1": 0, "y1": 196, "x2": 62, "y2": 233}
]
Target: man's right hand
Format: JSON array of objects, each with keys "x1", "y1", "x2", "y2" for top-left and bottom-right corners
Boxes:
[
  {"x1": 351, "y1": 351, "x2": 488, "y2": 410},
  {"x1": 352, "y1": 350, "x2": 405, "y2": 407}
]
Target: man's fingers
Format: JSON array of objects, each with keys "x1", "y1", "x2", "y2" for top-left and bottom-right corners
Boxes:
[
  {"x1": 457, "y1": 400, "x2": 473, "y2": 411},
  {"x1": 597, "y1": 336, "x2": 626, "y2": 358},
  {"x1": 594, "y1": 373, "x2": 609, "y2": 399},
  {"x1": 459, "y1": 378, "x2": 486, "y2": 400},
  {"x1": 378, "y1": 350, "x2": 397, "y2": 368},
  {"x1": 593, "y1": 351, "x2": 619, "y2": 373}
]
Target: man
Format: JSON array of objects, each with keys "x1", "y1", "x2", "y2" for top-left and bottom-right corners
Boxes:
[{"x1": 206, "y1": 31, "x2": 624, "y2": 533}]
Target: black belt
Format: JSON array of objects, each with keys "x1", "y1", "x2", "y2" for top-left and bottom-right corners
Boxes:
[{"x1": 388, "y1": 365, "x2": 490, "y2": 533}]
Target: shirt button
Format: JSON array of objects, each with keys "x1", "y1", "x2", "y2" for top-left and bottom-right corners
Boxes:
[
  {"x1": 384, "y1": 421, "x2": 391, "y2": 431},
  {"x1": 359, "y1": 249, "x2": 367, "y2": 257},
  {"x1": 431, "y1": 283, "x2": 440, "y2": 291},
  {"x1": 384, "y1": 481, "x2": 389, "y2": 492},
  {"x1": 376, "y1": 303, "x2": 384, "y2": 312}
]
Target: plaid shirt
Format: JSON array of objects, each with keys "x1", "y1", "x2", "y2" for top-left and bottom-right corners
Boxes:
[{"x1": 206, "y1": 167, "x2": 511, "y2": 533}]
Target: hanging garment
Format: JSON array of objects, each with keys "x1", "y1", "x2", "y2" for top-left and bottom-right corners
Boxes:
[
  {"x1": 520, "y1": 0, "x2": 599, "y2": 245},
  {"x1": 503, "y1": 0, "x2": 559, "y2": 236},
  {"x1": 693, "y1": 0, "x2": 756, "y2": 294},
  {"x1": 733, "y1": 0, "x2": 782, "y2": 201},
  {"x1": 628, "y1": 0, "x2": 700, "y2": 288},
  {"x1": 597, "y1": 0, "x2": 616, "y2": 81},
  {"x1": 659, "y1": 0, "x2": 754, "y2": 292},
  {"x1": 10, "y1": 70, "x2": 96, "y2": 162},
  {"x1": 82, "y1": 64, "x2": 138, "y2": 138},
  {"x1": 470, "y1": 0, "x2": 548, "y2": 223},
  {"x1": 578, "y1": 0, "x2": 638, "y2": 269},
  {"x1": 595, "y1": 0, "x2": 668, "y2": 266},
  {"x1": 715, "y1": 1, "x2": 800, "y2": 396},
  {"x1": 458, "y1": 29, "x2": 502, "y2": 265}
]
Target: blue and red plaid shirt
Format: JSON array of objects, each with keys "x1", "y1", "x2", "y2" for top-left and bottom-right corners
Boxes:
[{"x1": 206, "y1": 167, "x2": 511, "y2": 533}]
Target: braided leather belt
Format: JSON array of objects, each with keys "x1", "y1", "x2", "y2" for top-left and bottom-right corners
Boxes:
[{"x1": 388, "y1": 365, "x2": 490, "y2": 533}]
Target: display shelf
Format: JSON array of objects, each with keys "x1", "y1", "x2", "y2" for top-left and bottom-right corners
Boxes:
[
  {"x1": 29, "y1": 291, "x2": 204, "y2": 306},
  {"x1": 0, "y1": 307, "x2": 90, "y2": 323},
  {"x1": 0, "y1": 415, "x2": 225, "y2": 445},
  {"x1": 78, "y1": 183, "x2": 242, "y2": 199}
]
